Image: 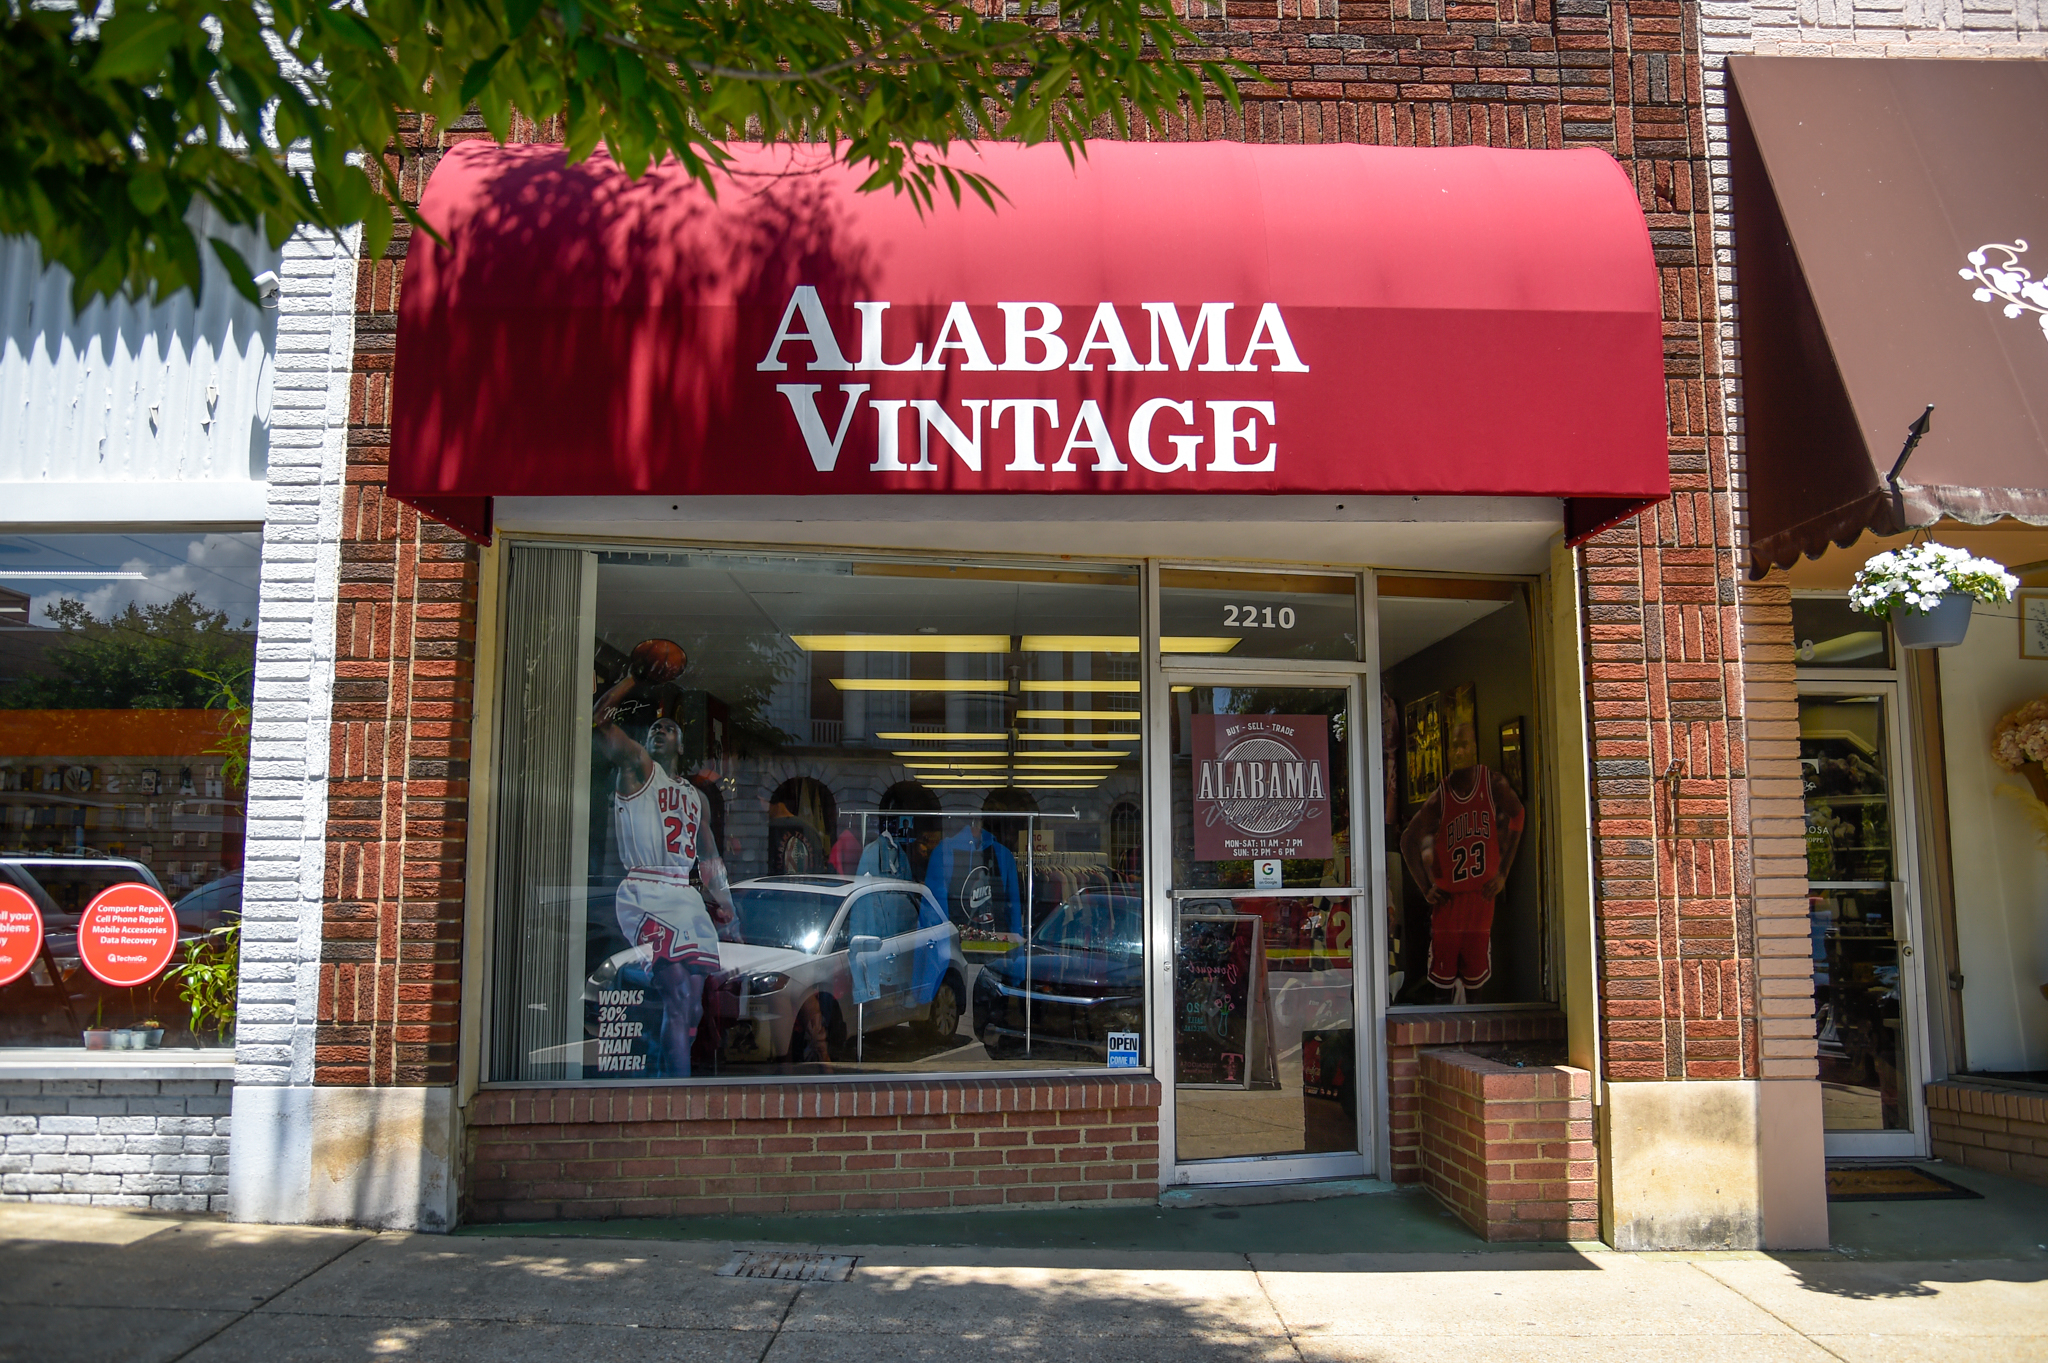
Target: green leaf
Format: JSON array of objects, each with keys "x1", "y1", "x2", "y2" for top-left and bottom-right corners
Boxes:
[
  {"x1": 91, "y1": 11, "x2": 184, "y2": 81},
  {"x1": 459, "y1": 44, "x2": 510, "y2": 105},
  {"x1": 505, "y1": 0, "x2": 545, "y2": 37},
  {"x1": 127, "y1": 171, "x2": 168, "y2": 216},
  {"x1": 207, "y1": 237, "x2": 263, "y2": 310}
]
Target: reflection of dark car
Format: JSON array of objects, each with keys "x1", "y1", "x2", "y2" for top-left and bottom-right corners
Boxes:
[
  {"x1": 973, "y1": 889, "x2": 1144, "y2": 1060},
  {"x1": 173, "y1": 871, "x2": 242, "y2": 942}
]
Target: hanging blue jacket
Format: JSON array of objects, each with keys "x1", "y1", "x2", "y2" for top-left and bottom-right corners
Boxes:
[{"x1": 926, "y1": 826, "x2": 1024, "y2": 935}]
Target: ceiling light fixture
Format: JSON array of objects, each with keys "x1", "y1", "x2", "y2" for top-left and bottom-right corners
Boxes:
[{"x1": 792, "y1": 634, "x2": 1009, "y2": 652}]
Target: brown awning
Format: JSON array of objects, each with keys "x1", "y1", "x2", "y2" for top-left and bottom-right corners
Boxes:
[{"x1": 1729, "y1": 57, "x2": 2048, "y2": 578}]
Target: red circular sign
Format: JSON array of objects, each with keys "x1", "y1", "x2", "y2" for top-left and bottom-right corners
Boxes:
[
  {"x1": 79, "y1": 883, "x2": 178, "y2": 987},
  {"x1": 0, "y1": 885, "x2": 43, "y2": 988}
]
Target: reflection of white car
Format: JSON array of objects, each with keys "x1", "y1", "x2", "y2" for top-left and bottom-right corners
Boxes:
[{"x1": 591, "y1": 875, "x2": 968, "y2": 1065}]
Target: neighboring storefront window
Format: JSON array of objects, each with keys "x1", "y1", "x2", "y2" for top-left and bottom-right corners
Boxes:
[
  {"x1": 0, "y1": 533, "x2": 260, "y2": 1049},
  {"x1": 1792, "y1": 596, "x2": 1892, "y2": 670},
  {"x1": 487, "y1": 545, "x2": 1147, "y2": 1082},
  {"x1": 1378, "y1": 578, "x2": 1544, "y2": 1006}
]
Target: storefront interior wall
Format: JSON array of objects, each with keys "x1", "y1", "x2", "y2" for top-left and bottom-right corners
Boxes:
[{"x1": 1933, "y1": 602, "x2": 2048, "y2": 1076}]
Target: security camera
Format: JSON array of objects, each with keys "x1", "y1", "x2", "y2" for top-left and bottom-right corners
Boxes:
[{"x1": 253, "y1": 271, "x2": 281, "y2": 308}]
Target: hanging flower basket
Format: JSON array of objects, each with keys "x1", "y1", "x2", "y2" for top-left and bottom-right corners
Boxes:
[{"x1": 1848, "y1": 543, "x2": 2017, "y2": 650}]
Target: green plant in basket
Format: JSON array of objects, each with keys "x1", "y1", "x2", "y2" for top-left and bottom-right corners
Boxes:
[
  {"x1": 1848, "y1": 543, "x2": 2017, "y2": 617},
  {"x1": 167, "y1": 922, "x2": 239, "y2": 1045}
]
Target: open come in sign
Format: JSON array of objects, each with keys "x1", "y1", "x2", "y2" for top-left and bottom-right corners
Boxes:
[{"x1": 79, "y1": 883, "x2": 179, "y2": 987}]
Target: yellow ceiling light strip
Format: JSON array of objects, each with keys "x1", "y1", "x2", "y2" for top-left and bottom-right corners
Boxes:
[
  {"x1": 1019, "y1": 635, "x2": 1241, "y2": 654},
  {"x1": 830, "y1": 678, "x2": 1006, "y2": 693},
  {"x1": 1015, "y1": 764, "x2": 1120, "y2": 772},
  {"x1": 792, "y1": 634, "x2": 1009, "y2": 652},
  {"x1": 873, "y1": 731, "x2": 1006, "y2": 741},
  {"x1": 1018, "y1": 680, "x2": 1140, "y2": 694},
  {"x1": 900, "y1": 761, "x2": 1009, "y2": 770},
  {"x1": 1016, "y1": 709, "x2": 1143, "y2": 721}
]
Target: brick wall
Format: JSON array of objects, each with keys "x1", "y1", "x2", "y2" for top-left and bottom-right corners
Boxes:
[
  {"x1": 1419, "y1": 1050, "x2": 1599, "y2": 1241},
  {"x1": 465, "y1": 1078, "x2": 1161, "y2": 1221},
  {"x1": 1388, "y1": 1010, "x2": 1566, "y2": 1183},
  {"x1": 1928, "y1": 1079, "x2": 2048, "y2": 1187},
  {"x1": 1, "y1": 1078, "x2": 233, "y2": 1211}
]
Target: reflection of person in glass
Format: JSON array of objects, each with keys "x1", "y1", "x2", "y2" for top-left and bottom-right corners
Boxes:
[
  {"x1": 593, "y1": 640, "x2": 737, "y2": 1077},
  {"x1": 1399, "y1": 720, "x2": 1525, "y2": 1003},
  {"x1": 928, "y1": 815, "x2": 1022, "y2": 938}
]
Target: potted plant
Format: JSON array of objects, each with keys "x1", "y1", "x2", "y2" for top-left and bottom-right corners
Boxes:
[
  {"x1": 167, "y1": 922, "x2": 239, "y2": 1047},
  {"x1": 82, "y1": 997, "x2": 112, "y2": 1050},
  {"x1": 137, "y1": 1019, "x2": 165, "y2": 1049},
  {"x1": 1848, "y1": 543, "x2": 2018, "y2": 649}
]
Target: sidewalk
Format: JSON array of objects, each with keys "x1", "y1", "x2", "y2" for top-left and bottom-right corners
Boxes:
[{"x1": 4, "y1": 1161, "x2": 2043, "y2": 1363}]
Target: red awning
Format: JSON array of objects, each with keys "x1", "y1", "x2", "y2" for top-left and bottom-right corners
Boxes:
[{"x1": 390, "y1": 141, "x2": 1670, "y2": 543}]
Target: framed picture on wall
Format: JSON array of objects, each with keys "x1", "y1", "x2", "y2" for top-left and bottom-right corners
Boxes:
[
  {"x1": 1500, "y1": 717, "x2": 1526, "y2": 797},
  {"x1": 1403, "y1": 692, "x2": 1443, "y2": 811},
  {"x1": 2020, "y1": 589, "x2": 2048, "y2": 660}
]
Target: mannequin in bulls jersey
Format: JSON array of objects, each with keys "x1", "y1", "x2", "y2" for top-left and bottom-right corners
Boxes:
[
  {"x1": 595, "y1": 648, "x2": 738, "y2": 1077},
  {"x1": 1399, "y1": 720, "x2": 1525, "y2": 1003}
]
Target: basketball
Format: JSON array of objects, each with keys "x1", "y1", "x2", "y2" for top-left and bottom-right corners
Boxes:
[{"x1": 629, "y1": 638, "x2": 687, "y2": 684}]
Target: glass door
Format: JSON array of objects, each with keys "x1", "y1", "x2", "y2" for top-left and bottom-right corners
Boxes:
[
  {"x1": 1799, "y1": 685, "x2": 1927, "y2": 1155},
  {"x1": 1162, "y1": 678, "x2": 1369, "y2": 1182}
]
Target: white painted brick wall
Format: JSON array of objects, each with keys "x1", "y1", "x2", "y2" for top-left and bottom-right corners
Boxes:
[
  {"x1": 233, "y1": 217, "x2": 358, "y2": 1090},
  {"x1": 0, "y1": 1080, "x2": 233, "y2": 1211}
]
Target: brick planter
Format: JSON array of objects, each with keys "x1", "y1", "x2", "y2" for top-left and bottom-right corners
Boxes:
[
  {"x1": 1927, "y1": 1079, "x2": 2048, "y2": 1187},
  {"x1": 1418, "y1": 1049, "x2": 1598, "y2": 1242},
  {"x1": 465, "y1": 1076, "x2": 1161, "y2": 1222},
  {"x1": 1387, "y1": 1010, "x2": 1566, "y2": 1184}
]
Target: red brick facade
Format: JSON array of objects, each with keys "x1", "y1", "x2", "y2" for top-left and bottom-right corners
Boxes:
[
  {"x1": 319, "y1": 136, "x2": 486, "y2": 1086},
  {"x1": 1419, "y1": 1049, "x2": 1599, "y2": 1241},
  {"x1": 323, "y1": 0, "x2": 1757, "y2": 1221},
  {"x1": 466, "y1": 1078, "x2": 1162, "y2": 1221}
]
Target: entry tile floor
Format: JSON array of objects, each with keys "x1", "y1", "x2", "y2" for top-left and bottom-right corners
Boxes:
[{"x1": 2, "y1": 1162, "x2": 2043, "y2": 1363}]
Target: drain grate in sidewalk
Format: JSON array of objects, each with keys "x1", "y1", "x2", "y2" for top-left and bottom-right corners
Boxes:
[{"x1": 715, "y1": 1250, "x2": 859, "y2": 1282}]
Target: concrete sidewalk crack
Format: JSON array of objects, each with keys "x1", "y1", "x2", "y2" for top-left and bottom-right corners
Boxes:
[
  {"x1": 162, "y1": 1232, "x2": 378, "y2": 1363},
  {"x1": 1248, "y1": 1252, "x2": 1307, "y2": 1362},
  {"x1": 755, "y1": 1279, "x2": 804, "y2": 1363},
  {"x1": 1683, "y1": 1261, "x2": 1854, "y2": 1363}
]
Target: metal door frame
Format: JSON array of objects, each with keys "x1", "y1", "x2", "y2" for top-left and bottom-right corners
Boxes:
[
  {"x1": 1798, "y1": 675, "x2": 1933, "y2": 1158},
  {"x1": 1144, "y1": 559, "x2": 1382, "y2": 1186}
]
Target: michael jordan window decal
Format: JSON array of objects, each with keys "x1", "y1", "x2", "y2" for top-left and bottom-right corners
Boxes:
[{"x1": 1189, "y1": 715, "x2": 1333, "y2": 862}]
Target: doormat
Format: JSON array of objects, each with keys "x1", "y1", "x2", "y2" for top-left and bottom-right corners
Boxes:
[
  {"x1": 1825, "y1": 1165, "x2": 1983, "y2": 1202},
  {"x1": 715, "y1": 1251, "x2": 859, "y2": 1281}
]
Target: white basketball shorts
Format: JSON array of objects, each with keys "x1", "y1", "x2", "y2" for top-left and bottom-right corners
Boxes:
[{"x1": 615, "y1": 868, "x2": 721, "y2": 974}]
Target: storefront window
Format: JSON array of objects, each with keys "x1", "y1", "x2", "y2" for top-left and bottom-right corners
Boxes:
[
  {"x1": 487, "y1": 546, "x2": 1147, "y2": 1082},
  {"x1": 0, "y1": 533, "x2": 261, "y2": 1049},
  {"x1": 1792, "y1": 596, "x2": 1891, "y2": 670},
  {"x1": 1378, "y1": 578, "x2": 1543, "y2": 1006}
]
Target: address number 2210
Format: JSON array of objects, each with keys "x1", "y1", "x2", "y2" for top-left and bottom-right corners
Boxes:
[{"x1": 1224, "y1": 605, "x2": 1296, "y2": 629}]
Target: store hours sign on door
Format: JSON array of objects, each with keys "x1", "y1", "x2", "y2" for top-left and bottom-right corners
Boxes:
[{"x1": 1191, "y1": 715, "x2": 1333, "y2": 861}]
